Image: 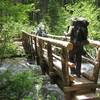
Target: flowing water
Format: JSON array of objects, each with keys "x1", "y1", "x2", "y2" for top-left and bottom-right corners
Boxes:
[{"x1": 0, "y1": 58, "x2": 100, "y2": 100}]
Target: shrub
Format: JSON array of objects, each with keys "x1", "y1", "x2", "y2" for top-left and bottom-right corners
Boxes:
[
  {"x1": 0, "y1": 70, "x2": 34, "y2": 100},
  {"x1": 0, "y1": 0, "x2": 34, "y2": 58},
  {"x1": 65, "y1": 1, "x2": 100, "y2": 40}
]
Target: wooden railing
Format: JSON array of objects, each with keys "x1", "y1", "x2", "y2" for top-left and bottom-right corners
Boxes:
[
  {"x1": 47, "y1": 34, "x2": 100, "y2": 82},
  {"x1": 22, "y1": 31, "x2": 100, "y2": 100},
  {"x1": 22, "y1": 30, "x2": 73, "y2": 82},
  {"x1": 82, "y1": 40, "x2": 100, "y2": 83}
]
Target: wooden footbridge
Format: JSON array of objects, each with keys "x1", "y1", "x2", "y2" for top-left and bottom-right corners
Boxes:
[{"x1": 22, "y1": 31, "x2": 100, "y2": 100}]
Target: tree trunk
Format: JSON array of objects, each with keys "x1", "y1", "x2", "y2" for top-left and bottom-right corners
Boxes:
[
  {"x1": 96, "y1": 0, "x2": 100, "y2": 7},
  {"x1": 39, "y1": 0, "x2": 48, "y2": 20}
]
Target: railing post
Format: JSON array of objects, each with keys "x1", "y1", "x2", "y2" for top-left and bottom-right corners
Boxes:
[
  {"x1": 34, "y1": 37, "x2": 40, "y2": 64},
  {"x1": 29, "y1": 36, "x2": 35, "y2": 62},
  {"x1": 38, "y1": 39, "x2": 46, "y2": 74},
  {"x1": 93, "y1": 47, "x2": 100, "y2": 83},
  {"x1": 38, "y1": 39, "x2": 43, "y2": 61},
  {"x1": 47, "y1": 42, "x2": 53, "y2": 73},
  {"x1": 61, "y1": 47, "x2": 72, "y2": 100},
  {"x1": 61, "y1": 47, "x2": 70, "y2": 85}
]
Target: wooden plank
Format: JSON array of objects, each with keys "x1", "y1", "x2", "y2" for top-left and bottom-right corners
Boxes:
[
  {"x1": 64, "y1": 76, "x2": 97, "y2": 93},
  {"x1": 37, "y1": 36, "x2": 73, "y2": 50},
  {"x1": 53, "y1": 54, "x2": 75, "y2": 68},
  {"x1": 88, "y1": 39, "x2": 100, "y2": 47},
  {"x1": 64, "y1": 75, "x2": 100, "y2": 93},
  {"x1": 82, "y1": 56, "x2": 95, "y2": 65},
  {"x1": 47, "y1": 34, "x2": 70, "y2": 40},
  {"x1": 22, "y1": 31, "x2": 73, "y2": 50},
  {"x1": 72, "y1": 76, "x2": 94, "y2": 85},
  {"x1": 82, "y1": 72, "x2": 95, "y2": 81},
  {"x1": 75, "y1": 93, "x2": 100, "y2": 100},
  {"x1": 64, "y1": 83, "x2": 100, "y2": 92}
]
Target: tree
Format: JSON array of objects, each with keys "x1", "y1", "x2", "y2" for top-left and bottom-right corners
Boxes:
[
  {"x1": 95, "y1": 0, "x2": 100, "y2": 7},
  {"x1": 0, "y1": 0, "x2": 34, "y2": 58}
]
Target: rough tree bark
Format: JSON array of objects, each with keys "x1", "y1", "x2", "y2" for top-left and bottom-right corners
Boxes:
[{"x1": 95, "y1": 0, "x2": 100, "y2": 7}]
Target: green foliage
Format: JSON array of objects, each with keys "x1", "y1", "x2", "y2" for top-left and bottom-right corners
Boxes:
[
  {"x1": 0, "y1": 0, "x2": 35, "y2": 58},
  {"x1": 44, "y1": 0, "x2": 67, "y2": 35},
  {"x1": 2, "y1": 19, "x2": 33, "y2": 38},
  {"x1": 65, "y1": 0, "x2": 100, "y2": 40},
  {"x1": 44, "y1": 0, "x2": 100, "y2": 40},
  {"x1": 96, "y1": 92, "x2": 100, "y2": 97},
  {"x1": 9, "y1": 71, "x2": 33, "y2": 99},
  {"x1": 0, "y1": 0, "x2": 34, "y2": 35},
  {"x1": 0, "y1": 20, "x2": 33, "y2": 58},
  {"x1": 0, "y1": 43, "x2": 17, "y2": 58},
  {"x1": 0, "y1": 70, "x2": 35, "y2": 100},
  {"x1": 0, "y1": 0, "x2": 33, "y2": 23},
  {"x1": 47, "y1": 0, "x2": 60, "y2": 33}
]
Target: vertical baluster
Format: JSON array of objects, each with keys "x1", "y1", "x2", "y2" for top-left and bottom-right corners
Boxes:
[
  {"x1": 29, "y1": 36, "x2": 35, "y2": 62},
  {"x1": 34, "y1": 37, "x2": 40, "y2": 64},
  {"x1": 38, "y1": 39, "x2": 46, "y2": 74},
  {"x1": 61, "y1": 47, "x2": 71, "y2": 100},
  {"x1": 61, "y1": 47, "x2": 70, "y2": 85},
  {"x1": 38, "y1": 39, "x2": 43, "y2": 64},
  {"x1": 47, "y1": 42, "x2": 53, "y2": 73}
]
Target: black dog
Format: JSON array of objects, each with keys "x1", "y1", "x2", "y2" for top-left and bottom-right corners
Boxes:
[{"x1": 65, "y1": 17, "x2": 89, "y2": 77}]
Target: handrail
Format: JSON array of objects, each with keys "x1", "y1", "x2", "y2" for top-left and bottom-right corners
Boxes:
[
  {"x1": 82, "y1": 56, "x2": 96, "y2": 65},
  {"x1": 47, "y1": 33, "x2": 100, "y2": 47},
  {"x1": 22, "y1": 30, "x2": 100, "y2": 47},
  {"x1": 22, "y1": 31, "x2": 73, "y2": 51},
  {"x1": 35, "y1": 35, "x2": 73, "y2": 50},
  {"x1": 88, "y1": 39, "x2": 100, "y2": 47},
  {"x1": 47, "y1": 34, "x2": 70, "y2": 40}
]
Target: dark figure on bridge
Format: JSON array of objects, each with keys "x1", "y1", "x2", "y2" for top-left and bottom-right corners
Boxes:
[
  {"x1": 36, "y1": 22, "x2": 48, "y2": 37},
  {"x1": 64, "y1": 17, "x2": 89, "y2": 77}
]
